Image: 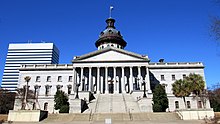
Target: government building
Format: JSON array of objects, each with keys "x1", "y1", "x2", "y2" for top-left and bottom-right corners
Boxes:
[{"x1": 13, "y1": 17, "x2": 211, "y2": 114}]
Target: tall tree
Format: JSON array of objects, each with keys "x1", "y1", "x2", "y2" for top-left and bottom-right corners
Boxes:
[
  {"x1": 186, "y1": 73, "x2": 205, "y2": 108},
  {"x1": 54, "y1": 90, "x2": 69, "y2": 113},
  {"x1": 172, "y1": 79, "x2": 191, "y2": 108},
  {"x1": 152, "y1": 84, "x2": 169, "y2": 112}
]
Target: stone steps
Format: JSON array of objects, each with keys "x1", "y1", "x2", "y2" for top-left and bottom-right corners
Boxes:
[{"x1": 44, "y1": 112, "x2": 180, "y2": 122}]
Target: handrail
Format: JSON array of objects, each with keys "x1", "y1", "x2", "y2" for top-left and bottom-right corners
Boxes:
[
  {"x1": 128, "y1": 109, "x2": 133, "y2": 121},
  {"x1": 175, "y1": 110, "x2": 183, "y2": 120},
  {"x1": 122, "y1": 93, "x2": 128, "y2": 112},
  {"x1": 89, "y1": 109, "x2": 92, "y2": 121}
]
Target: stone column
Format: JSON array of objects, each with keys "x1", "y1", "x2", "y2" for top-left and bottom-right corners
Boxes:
[
  {"x1": 146, "y1": 67, "x2": 152, "y2": 93},
  {"x1": 80, "y1": 67, "x2": 84, "y2": 91},
  {"x1": 138, "y1": 66, "x2": 142, "y2": 90},
  {"x1": 72, "y1": 67, "x2": 76, "y2": 94},
  {"x1": 88, "y1": 67, "x2": 92, "y2": 91},
  {"x1": 129, "y1": 67, "x2": 133, "y2": 93},
  {"x1": 105, "y1": 67, "x2": 108, "y2": 94},
  {"x1": 97, "y1": 67, "x2": 100, "y2": 93},
  {"x1": 113, "y1": 67, "x2": 117, "y2": 93},
  {"x1": 121, "y1": 67, "x2": 125, "y2": 93}
]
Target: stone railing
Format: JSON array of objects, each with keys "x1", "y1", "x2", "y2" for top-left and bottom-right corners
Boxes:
[
  {"x1": 149, "y1": 62, "x2": 203, "y2": 68},
  {"x1": 20, "y1": 64, "x2": 73, "y2": 69}
]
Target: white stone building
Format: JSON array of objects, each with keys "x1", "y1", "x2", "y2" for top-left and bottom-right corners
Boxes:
[{"x1": 14, "y1": 18, "x2": 211, "y2": 114}]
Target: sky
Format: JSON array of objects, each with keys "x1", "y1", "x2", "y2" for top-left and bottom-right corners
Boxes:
[{"x1": 0, "y1": 0, "x2": 219, "y2": 88}]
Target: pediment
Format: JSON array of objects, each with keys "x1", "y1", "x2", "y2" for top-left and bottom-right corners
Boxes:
[{"x1": 73, "y1": 47, "x2": 149, "y2": 62}]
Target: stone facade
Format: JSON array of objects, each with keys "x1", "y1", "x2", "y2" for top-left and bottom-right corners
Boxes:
[{"x1": 13, "y1": 18, "x2": 211, "y2": 114}]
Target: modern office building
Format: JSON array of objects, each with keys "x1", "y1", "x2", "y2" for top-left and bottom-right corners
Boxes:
[{"x1": 1, "y1": 43, "x2": 59, "y2": 90}]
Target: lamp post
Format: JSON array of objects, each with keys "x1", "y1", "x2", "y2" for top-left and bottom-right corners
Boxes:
[
  {"x1": 143, "y1": 80, "x2": 147, "y2": 98},
  {"x1": 75, "y1": 83, "x2": 80, "y2": 99}
]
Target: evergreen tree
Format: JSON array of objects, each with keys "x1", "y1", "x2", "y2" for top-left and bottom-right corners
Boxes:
[
  {"x1": 152, "y1": 84, "x2": 169, "y2": 112},
  {"x1": 54, "y1": 90, "x2": 69, "y2": 113}
]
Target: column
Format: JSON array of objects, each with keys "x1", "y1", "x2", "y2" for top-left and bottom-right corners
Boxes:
[
  {"x1": 88, "y1": 67, "x2": 92, "y2": 91},
  {"x1": 97, "y1": 67, "x2": 100, "y2": 93},
  {"x1": 121, "y1": 67, "x2": 126, "y2": 93},
  {"x1": 146, "y1": 67, "x2": 152, "y2": 93},
  {"x1": 80, "y1": 67, "x2": 84, "y2": 91},
  {"x1": 113, "y1": 67, "x2": 117, "y2": 93},
  {"x1": 72, "y1": 67, "x2": 76, "y2": 94},
  {"x1": 129, "y1": 67, "x2": 133, "y2": 93},
  {"x1": 138, "y1": 66, "x2": 142, "y2": 90},
  {"x1": 105, "y1": 67, "x2": 108, "y2": 94}
]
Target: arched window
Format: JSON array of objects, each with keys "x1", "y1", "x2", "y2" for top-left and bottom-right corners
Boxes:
[
  {"x1": 198, "y1": 101, "x2": 202, "y2": 108},
  {"x1": 175, "y1": 101, "x2": 179, "y2": 109},
  {"x1": 44, "y1": 102, "x2": 48, "y2": 111}
]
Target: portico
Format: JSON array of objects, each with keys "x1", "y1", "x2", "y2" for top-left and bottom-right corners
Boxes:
[{"x1": 72, "y1": 64, "x2": 151, "y2": 94}]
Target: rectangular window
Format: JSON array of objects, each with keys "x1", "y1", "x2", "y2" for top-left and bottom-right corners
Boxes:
[
  {"x1": 187, "y1": 101, "x2": 191, "y2": 109},
  {"x1": 183, "y1": 74, "x2": 186, "y2": 79},
  {"x1": 175, "y1": 101, "x2": 179, "y2": 109},
  {"x1": 68, "y1": 85, "x2": 72, "y2": 94},
  {"x1": 198, "y1": 101, "x2": 202, "y2": 108},
  {"x1": 36, "y1": 76, "x2": 40, "y2": 82},
  {"x1": 68, "y1": 76, "x2": 73, "y2": 82},
  {"x1": 58, "y1": 76, "x2": 62, "y2": 82},
  {"x1": 47, "y1": 76, "x2": 51, "y2": 82},
  {"x1": 45, "y1": 86, "x2": 50, "y2": 96},
  {"x1": 172, "y1": 75, "x2": 175, "y2": 81},
  {"x1": 161, "y1": 75, "x2": 165, "y2": 81},
  {"x1": 56, "y1": 85, "x2": 62, "y2": 91}
]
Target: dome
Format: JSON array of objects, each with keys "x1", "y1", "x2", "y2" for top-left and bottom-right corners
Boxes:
[{"x1": 95, "y1": 18, "x2": 127, "y2": 49}]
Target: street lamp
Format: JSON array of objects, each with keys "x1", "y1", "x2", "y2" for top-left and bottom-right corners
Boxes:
[
  {"x1": 75, "y1": 83, "x2": 80, "y2": 99},
  {"x1": 142, "y1": 80, "x2": 147, "y2": 98}
]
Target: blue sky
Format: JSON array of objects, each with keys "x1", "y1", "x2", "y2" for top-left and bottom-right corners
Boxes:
[{"x1": 0, "y1": 0, "x2": 219, "y2": 88}]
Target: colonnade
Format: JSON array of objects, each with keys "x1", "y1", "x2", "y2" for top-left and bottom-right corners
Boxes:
[{"x1": 72, "y1": 66, "x2": 151, "y2": 94}]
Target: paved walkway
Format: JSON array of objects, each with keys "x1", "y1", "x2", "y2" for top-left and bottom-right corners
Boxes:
[{"x1": 2, "y1": 120, "x2": 205, "y2": 124}]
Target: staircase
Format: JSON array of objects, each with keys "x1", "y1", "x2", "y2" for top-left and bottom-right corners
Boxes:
[{"x1": 94, "y1": 94, "x2": 127, "y2": 113}]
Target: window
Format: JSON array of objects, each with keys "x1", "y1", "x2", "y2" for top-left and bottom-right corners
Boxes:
[
  {"x1": 36, "y1": 76, "x2": 40, "y2": 82},
  {"x1": 187, "y1": 101, "x2": 191, "y2": 109},
  {"x1": 172, "y1": 75, "x2": 175, "y2": 81},
  {"x1": 32, "y1": 103, "x2": 36, "y2": 110},
  {"x1": 183, "y1": 74, "x2": 186, "y2": 79},
  {"x1": 34, "y1": 85, "x2": 40, "y2": 98},
  {"x1": 45, "y1": 85, "x2": 50, "y2": 96},
  {"x1": 161, "y1": 75, "x2": 165, "y2": 81},
  {"x1": 47, "y1": 76, "x2": 51, "y2": 82},
  {"x1": 58, "y1": 76, "x2": 62, "y2": 82},
  {"x1": 56, "y1": 85, "x2": 62, "y2": 91},
  {"x1": 68, "y1": 76, "x2": 73, "y2": 82},
  {"x1": 67, "y1": 85, "x2": 72, "y2": 94},
  {"x1": 175, "y1": 101, "x2": 179, "y2": 109},
  {"x1": 198, "y1": 101, "x2": 202, "y2": 108},
  {"x1": 44, "y1": 103, "x2": 48, "y2": 110}
]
